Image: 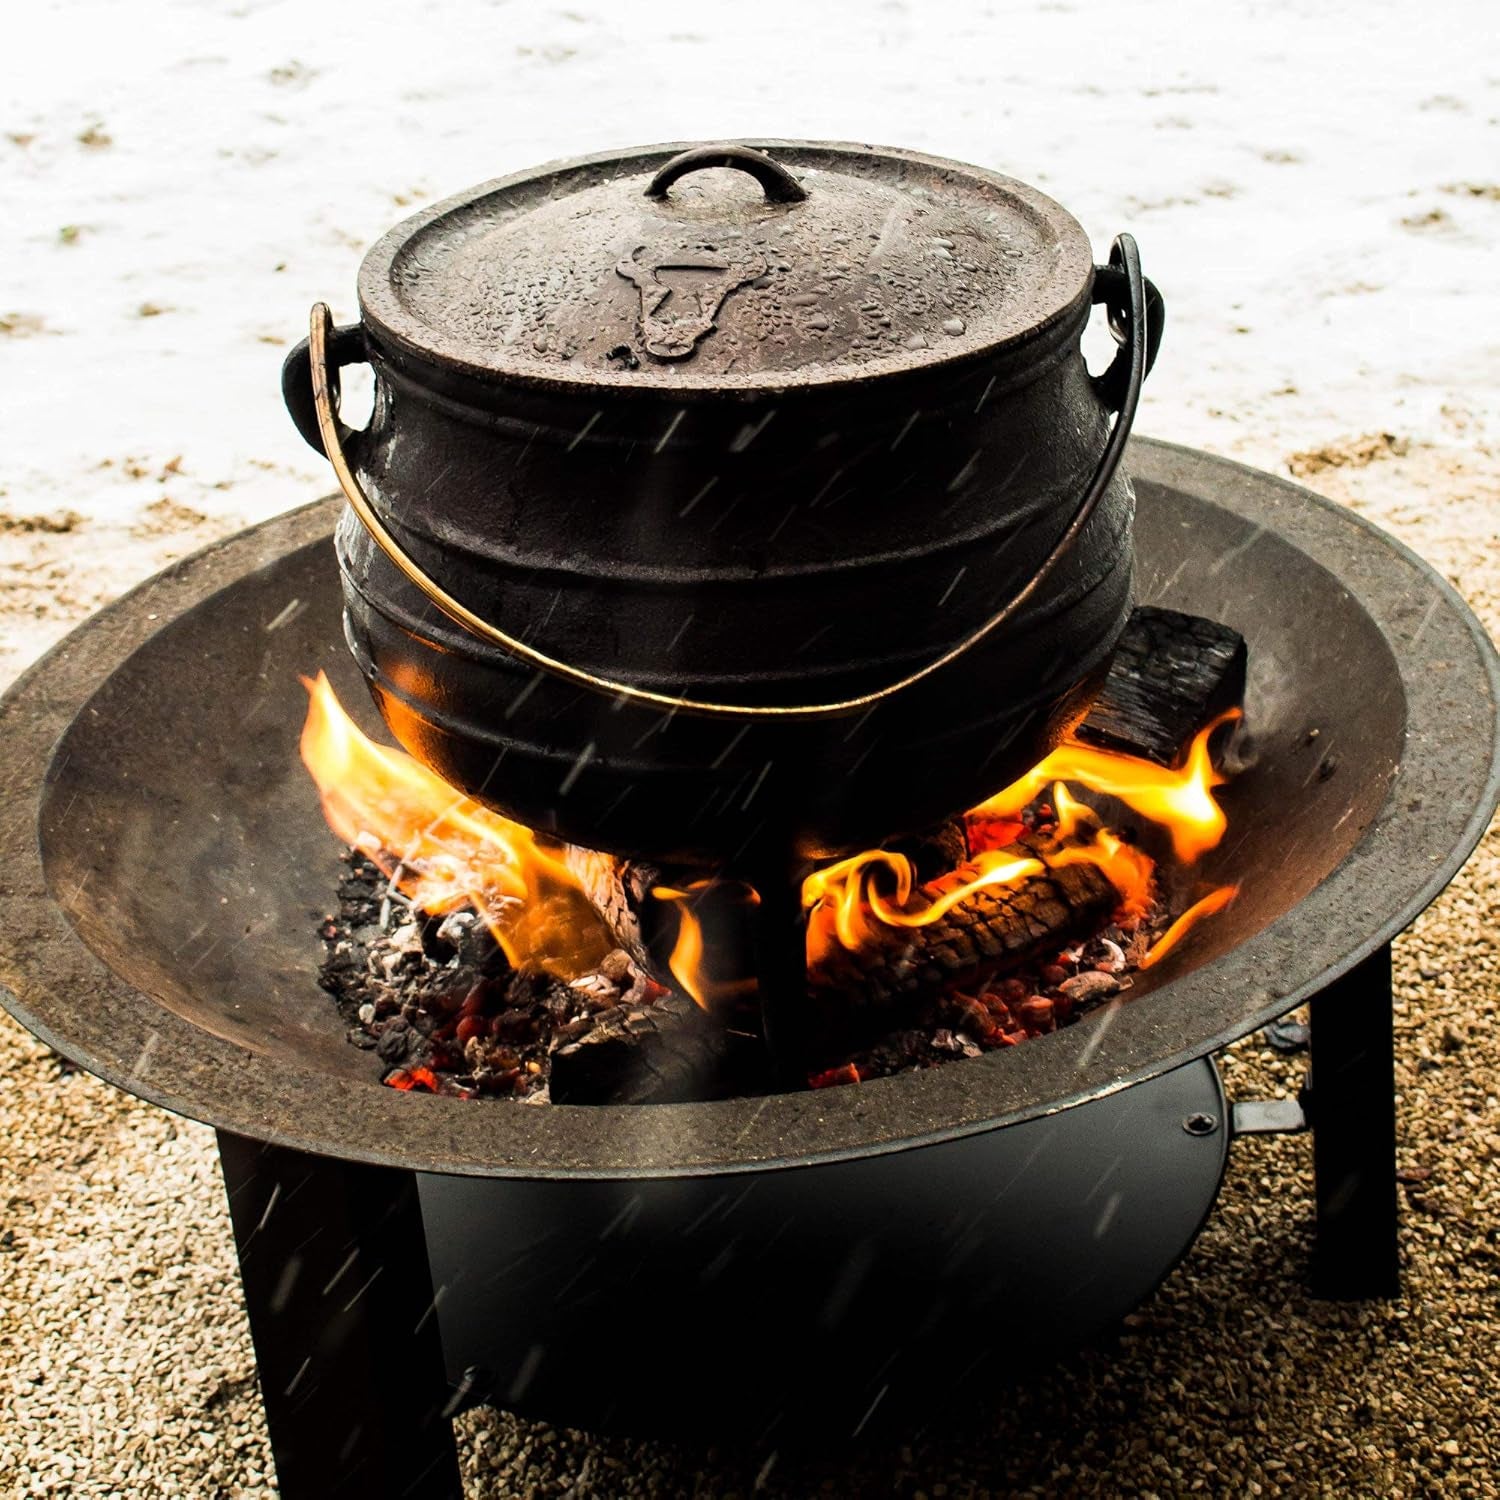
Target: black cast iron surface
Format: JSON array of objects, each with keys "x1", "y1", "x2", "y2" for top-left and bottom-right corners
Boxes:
[
  {"x1": 290, "y1": 138, "x2": 1165, "y2": 864},
  {"x1": 0, "y1": 441, "x2": 1496, "y2": 1177}
]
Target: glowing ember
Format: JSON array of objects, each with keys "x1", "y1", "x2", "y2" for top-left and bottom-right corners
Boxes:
[
  {"x1": 810, "y1": 1064, "x2": 863, "y2": 1089},
  {"x1": 299, "y1": 672, "x2": 610, "y2": 978},
  {"x1": 385, "y1": 1065, "x2": 443, "y2": 1093}
]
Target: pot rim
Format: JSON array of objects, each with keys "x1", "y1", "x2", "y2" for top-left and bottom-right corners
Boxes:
[{"x1": 354, "y1": 137, "x2": 1097, "y2": 401}]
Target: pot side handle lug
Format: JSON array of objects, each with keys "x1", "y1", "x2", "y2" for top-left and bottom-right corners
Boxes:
[
  {"x1": 1091, "y1": 245, "x2": 1165, "y2": 411},
  {"x1": 282, "y1": 319, "x2": 370, "y2": 457}
]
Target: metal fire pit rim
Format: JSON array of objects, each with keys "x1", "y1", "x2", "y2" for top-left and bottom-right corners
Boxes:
[{"x1": 1, "y1": 440, "x2": 1496, "y2": 1181}]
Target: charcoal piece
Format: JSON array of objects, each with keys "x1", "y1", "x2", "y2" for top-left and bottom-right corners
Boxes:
[
  {"x1": 1073, "y1": 605, "x2": 1246, "y2": 767},
  {"x1": 548, "y1": 993, "x2": 750, "y2": 1105},
  {"x1": 376, "y1": 1018, "x2": 413, "y2": 1063}
]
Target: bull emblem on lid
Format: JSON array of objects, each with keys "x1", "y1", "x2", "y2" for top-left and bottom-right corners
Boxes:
[{"x1": 615, "y1": 244, "x2": 768, "y2": 362}]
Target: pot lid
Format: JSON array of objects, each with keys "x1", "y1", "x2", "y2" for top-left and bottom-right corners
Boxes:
[{"x1": 357, "y1": 139, "x2": 1095, "y2": 395}]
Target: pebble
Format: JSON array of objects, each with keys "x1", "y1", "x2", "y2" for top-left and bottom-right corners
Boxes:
[{"x1": 1264, "y1": 1018, "x2": 1310, "y2": 1053}]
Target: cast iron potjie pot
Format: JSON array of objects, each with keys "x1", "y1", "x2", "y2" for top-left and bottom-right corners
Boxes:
[{"x1": 283, "y1": 140, "x2": 1164, "y2": 867}]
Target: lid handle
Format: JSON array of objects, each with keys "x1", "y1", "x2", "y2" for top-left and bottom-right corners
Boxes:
[{"x1": 645, "y1": 144, "x2": 807, "y2": 205}]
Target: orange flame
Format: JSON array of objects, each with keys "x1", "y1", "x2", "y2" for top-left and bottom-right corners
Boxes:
[
  {"x1": 302, "y1": 673, "x2": 1242, "y2": 1010},
  {"x1": 803, "y1": 714, "x2": 1238, "y2": 964},
  {"x1": 653, "y1": 881, "x2": 761, "y2": 1012},
  {"x1": 1044, "y1": 782, "x2": 1156, "y2": 919},
  {"x1": 803, "y1": 848, "x2": 1046, "y2": 961},
  {"x1": 974, "y1": 710, "x2": 1239, "y2": 863},
  {"x1": 299, "y1": 673, "x2": 610, "y2": 978},
  {"x1": 1140, "y1": 885, "x2": 1240, "y2": 969}
]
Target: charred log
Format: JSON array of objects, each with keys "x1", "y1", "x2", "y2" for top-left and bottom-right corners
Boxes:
[
  {"x1": 549, "y1": 993, "x2": 765, "y2": 1105},
  {"x1": 561, "y1": 844, "x2": 665, "y2": 973},
  {"x1": 1073, "y1": 605, "x2": 1246, "y2": 766}
]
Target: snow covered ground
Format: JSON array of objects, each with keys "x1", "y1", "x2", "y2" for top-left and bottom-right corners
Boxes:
[{"x1": 3, "y1": 0, "x2": 1498, "y2": 682}]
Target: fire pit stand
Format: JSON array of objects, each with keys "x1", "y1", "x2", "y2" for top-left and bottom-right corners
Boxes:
[
  {"x1": 216, "y1": 1132, "x2": 463, "y2": 1498},
  {"x1": 1, "y1": 441, "x2": 1496, "y2": 1498},
  {"x1": 1306, "y1": 944, "x2": 1401, "y2": 1297}
]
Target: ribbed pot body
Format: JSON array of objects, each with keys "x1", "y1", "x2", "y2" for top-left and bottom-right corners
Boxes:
[{"x1": 337, "y1": 304, "x2": 1133, "y2": 865}]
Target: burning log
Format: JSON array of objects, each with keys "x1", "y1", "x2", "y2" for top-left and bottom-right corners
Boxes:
[
  {"x1": 560, "y1": 845, "x2": 664, "y2": 975},
  {"x1": 806, "y1": 832, "x2": 1119, "y2": 1015},
  {"x1": 1073, "y1": 605, "x2": 1246, "y2": 768}
]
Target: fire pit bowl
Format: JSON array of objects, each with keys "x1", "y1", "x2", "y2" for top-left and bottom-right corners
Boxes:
[{"x1": 1, "y1": 441, "x2": 1496, "y2": 1487}]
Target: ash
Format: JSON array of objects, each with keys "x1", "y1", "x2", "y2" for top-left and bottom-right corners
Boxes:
[{"x1": 318, "y1": 851, "x2": 672, "y2": 1103}]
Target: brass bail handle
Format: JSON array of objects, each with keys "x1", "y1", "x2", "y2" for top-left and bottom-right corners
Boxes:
[{"x1": 307, "y1": 234, "x2": 1156, "y2": 722}]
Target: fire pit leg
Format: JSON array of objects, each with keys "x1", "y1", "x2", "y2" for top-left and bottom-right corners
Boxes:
[
  {"x1": 217, "y1": 1131, "x2": 463, "y2": 1499},
  {"x1": 1307, "y1": 942, "x2": 1400, "y2": 1299}
]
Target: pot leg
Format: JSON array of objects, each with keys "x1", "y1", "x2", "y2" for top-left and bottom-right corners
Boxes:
[
  {"x1": 217, "y1": 1131, "x2": 463, "y2": 1499},
  {"x1": 751, "y1": 860, "x2": 812, "y2": 1087},
  {"x1": 1307, "y1": 942, "x2": 1400, "y2": 1299}
]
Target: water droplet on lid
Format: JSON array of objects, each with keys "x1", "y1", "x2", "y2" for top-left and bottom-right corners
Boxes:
[
  {"x1": 942, "y1": 316, "x2": 966, "y2": 336},
  {"x1": 904, "y1": 332, "x2": 929, "y2": 350}
]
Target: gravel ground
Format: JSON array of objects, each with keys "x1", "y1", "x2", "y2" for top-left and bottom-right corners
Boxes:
[{"x1": 3, "y1": 1, "x2": 1499, "y2": 1494}]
